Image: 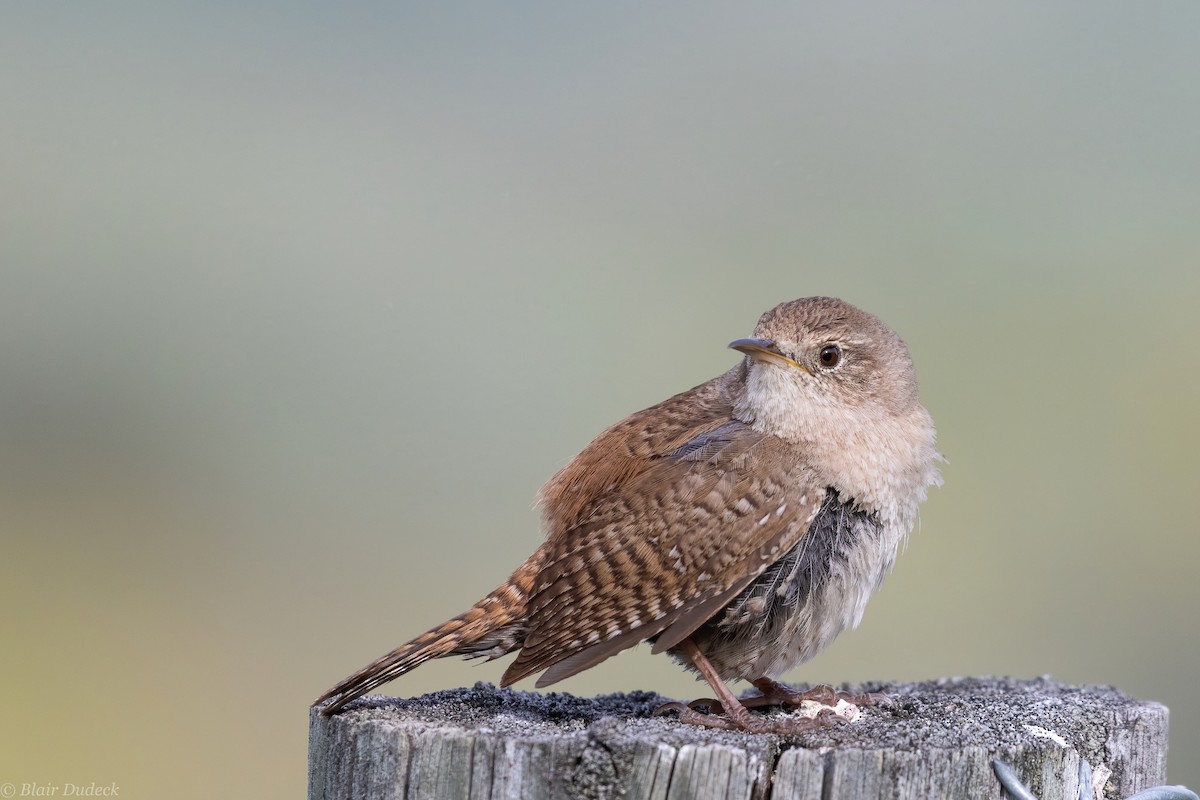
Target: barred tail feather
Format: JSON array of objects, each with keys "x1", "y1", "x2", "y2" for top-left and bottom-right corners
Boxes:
[{"x1": 314, "y1": 563, "x2": 538, "y2": 716}]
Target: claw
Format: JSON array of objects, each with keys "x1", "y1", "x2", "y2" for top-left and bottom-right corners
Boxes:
[
  {"x1": 653, "y1": 701, "x2": 742, "y2": 730},
  {"x1": 687, "y1": 697, "x2": 725, "y2": 713},
  {"x1": 660, "y1": 641, "x2": 868, "y2": 734},
  {"x1": 652, "y1": 701, "x2": 693, "y2": 718},
  {"x1": 653, "y1": 698, "x2": 847, "y2": 734},
  {"x1": 746, "y1": 678, "x2": 888, "y2": 710},
  {"x1": 813, "y1": 707, "x2": 851, "y2": 725}
]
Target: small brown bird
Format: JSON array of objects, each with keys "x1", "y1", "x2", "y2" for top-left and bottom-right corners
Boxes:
[{"x1": 315, "y1": 297, "x2": 940, "y2": 732}]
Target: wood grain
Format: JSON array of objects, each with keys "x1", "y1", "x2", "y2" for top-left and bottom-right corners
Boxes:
[{"x1": 308, "y1": 677, "x2": 1170, "y2": 799}]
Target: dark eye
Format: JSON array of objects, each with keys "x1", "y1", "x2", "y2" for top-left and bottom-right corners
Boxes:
[{"x1": 818, "y1": 344, "x2": 841, "y2": 368}]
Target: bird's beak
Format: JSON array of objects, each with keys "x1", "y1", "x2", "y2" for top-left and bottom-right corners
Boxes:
[{"x1": 728, "y1": 337, "x2": 811, "y2": 375}]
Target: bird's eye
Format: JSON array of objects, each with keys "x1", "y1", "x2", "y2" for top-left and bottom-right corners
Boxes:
[{"x1": 818, "y1": 344, "x2": 841, "y2": 369}]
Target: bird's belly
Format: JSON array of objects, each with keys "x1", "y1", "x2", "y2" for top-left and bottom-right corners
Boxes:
[{"x1": 682, "y1": 489, "x2": 901, "y2": 681}]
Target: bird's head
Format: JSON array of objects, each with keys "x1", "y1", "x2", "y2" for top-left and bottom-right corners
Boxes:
[
  {"x1": 730, "y1": 296, "x2": 939, "y2": 512},
  {"x1": 730, "y1": 296, "x2": 921, "y2": 426}
]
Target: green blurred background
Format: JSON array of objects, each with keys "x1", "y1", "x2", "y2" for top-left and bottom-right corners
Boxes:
[{"x1": 3, "y1": 4, "x2": 1198, "y2": 797}]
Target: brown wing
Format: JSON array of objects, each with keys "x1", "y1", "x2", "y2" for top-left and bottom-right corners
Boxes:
[
  {"x1": 501, "y1": 370, "x2": 820, "y2": 688},
  {"x1": 534, "y1": 365, "x2": 748, "y2": 535}
]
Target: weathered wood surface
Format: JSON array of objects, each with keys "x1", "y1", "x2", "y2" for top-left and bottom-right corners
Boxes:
[{"x1": 308, "y1": 676, "x2": 1169, "y2": 800}]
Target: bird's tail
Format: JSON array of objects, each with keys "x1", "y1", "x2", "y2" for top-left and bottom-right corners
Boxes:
[{"x1": 314, "y1": 558, "x2": 541, "y2": 716}]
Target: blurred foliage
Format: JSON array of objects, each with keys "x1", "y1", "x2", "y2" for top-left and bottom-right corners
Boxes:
[{"x1": 2, "y1": 4, "x2": 1198, "y2": 798}]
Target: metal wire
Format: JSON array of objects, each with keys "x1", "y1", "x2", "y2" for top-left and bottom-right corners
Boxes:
[{"x1": 992, "y1": 759, "x2": 1198, "y2": 800}]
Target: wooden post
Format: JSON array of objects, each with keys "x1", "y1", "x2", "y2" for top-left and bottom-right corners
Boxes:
[{"x1": 308, "y1": 676, "x2": 1169, "y2": 800}]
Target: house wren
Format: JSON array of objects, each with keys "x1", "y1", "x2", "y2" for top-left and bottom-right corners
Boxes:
[{"x1": 315, "y1": 297, "x2": 941, "y2": 732}]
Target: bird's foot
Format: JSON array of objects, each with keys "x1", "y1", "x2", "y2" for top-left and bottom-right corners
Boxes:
[
  {"x1": 653, "y1": 699, "x2": 847, "y2": 734},
  {"x1": 656, "y1": 641, "x2": 864, "y2": 733},
  {"x1": 745, "y1": 677, "x2": 890, "y2": 710}
]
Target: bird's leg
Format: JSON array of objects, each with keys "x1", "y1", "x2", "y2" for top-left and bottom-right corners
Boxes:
[
  {"x1": 743, "y1": 677, "x2": 889, "y2": 709},
  {"x1": 654, "y1": 641, "x2": 838, "y2": 733},
  {"x1": 655, "y1": 639, "x2": 757, "y2": 730}
]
